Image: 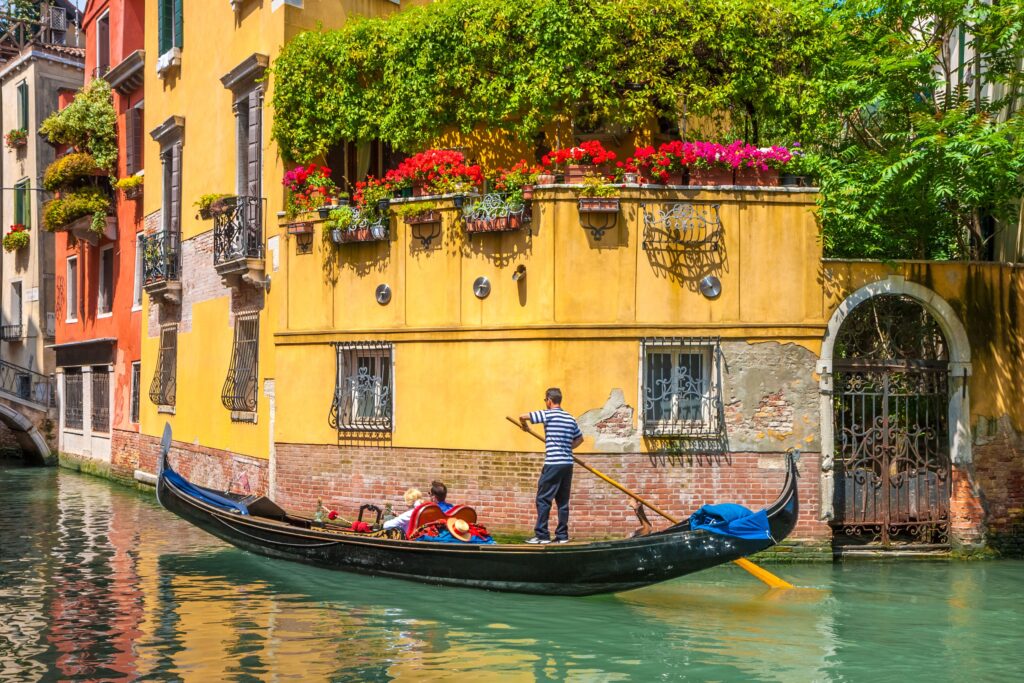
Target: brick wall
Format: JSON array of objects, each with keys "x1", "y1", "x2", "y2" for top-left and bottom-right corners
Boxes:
[
  {"x1": 128, "y1": 431, "x2": 269, "y2": 495},
  {"x1": 971, "y1": 418, "x2": 1024, "y2": 554},
  {"x1": 274, "y1": 442, "x2": 830, "y2": 541}
]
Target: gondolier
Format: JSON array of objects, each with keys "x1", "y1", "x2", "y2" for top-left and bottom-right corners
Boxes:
[{"x1": 519, "y1": 387, "x2": 584, "y2": 544}]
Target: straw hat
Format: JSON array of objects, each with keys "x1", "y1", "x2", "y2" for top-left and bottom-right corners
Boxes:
[{"x1": 446, "y1": 517, "x2": 472, "y2": 542}]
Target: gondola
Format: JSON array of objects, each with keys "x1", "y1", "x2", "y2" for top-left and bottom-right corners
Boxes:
[{"x1": 156, "y1": 428, "x2": 799, "y2": 596}]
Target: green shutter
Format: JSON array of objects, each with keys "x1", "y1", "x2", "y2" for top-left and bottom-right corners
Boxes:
[
  {"x1": 14, "y1": 181, "x2": 29, "y2": 229},
  {"x1": 158, "y1": 0, "x2": 171, "y2": 54},
  {"x1": 17, "y1": 82, "x2": 28, "y2": 130},
  {"x1": 174, "y1": 0, "x2": 183, "y2": 49}
]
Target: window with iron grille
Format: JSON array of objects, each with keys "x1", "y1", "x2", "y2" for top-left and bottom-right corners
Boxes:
[
  {"x1": 64, "y1": 369, "x2": 83, "y2": 430},
  {"x1": 91, "y1": 367, "x2": 110, "y2": 433},
  {"x1": 150, "y1": 324, "x2": 177, "y2": 407},
  {"x1": 130, "y1": 361, "x2": 140, "y2": 424},
  {"x1": 222, "y1": 312, "x2": 259, "y2": 418},
  {"x1": 641, "y1": 337, "x2": 723, "y2": 437},
  {"x1": 330, "y1": 342, "x2": 393, "y2": 432}
]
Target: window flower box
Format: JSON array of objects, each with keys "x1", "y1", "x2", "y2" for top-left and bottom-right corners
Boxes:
[
  {"x1": 688, "y1": 167, "x2": 734, "y2": 186},
  {"x1": 404, "y1": 209, "x2": 441, "y2": 226},
  {"x1": 286, "y1": 221, "x2": 315, "y2": 235},
  {"x1": 462, "y1": 193, "x2": 529, "y2": 235},
  {"x1": 5, "y1": 128, "x2": 27, "y2": 150},
  {"x1": 578, "y1": 197, "x2": 620, "y2": 213},
  {"x1": 734, "y1": 167, "x2": 780, "y2": 187}
]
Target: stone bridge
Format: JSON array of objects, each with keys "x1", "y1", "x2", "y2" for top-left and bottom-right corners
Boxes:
[{"x1": 0, "y1": 359, "x2": 57, "y2": 465}]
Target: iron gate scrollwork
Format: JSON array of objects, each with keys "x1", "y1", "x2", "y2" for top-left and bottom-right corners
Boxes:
[{"x1": 832, "y1": 295, "x2": 951, "y2": 548}]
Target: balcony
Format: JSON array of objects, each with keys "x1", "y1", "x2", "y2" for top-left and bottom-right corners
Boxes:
[
  {"x1": 141, "y1": 232, "x2": 181, "y2": 304},
  {"x1": 213, "y1": 196, "x2": 266, "y2": 289},
  {"x1": 1, "y1": 324, "x2": 22, "y2": 342}
]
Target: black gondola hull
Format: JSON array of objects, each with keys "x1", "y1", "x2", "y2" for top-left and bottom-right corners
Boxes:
[{"x1": 157, "y1": 457, "x2": 799, "y2": 596}]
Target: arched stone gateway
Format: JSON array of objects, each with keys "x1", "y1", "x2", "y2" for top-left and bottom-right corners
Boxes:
[
  {"x1": 817, "y1": 276, "x2": 973, "y2": 550},
  {"x1": 0, "y1": 399, "x2": 54, "y2": 465}
]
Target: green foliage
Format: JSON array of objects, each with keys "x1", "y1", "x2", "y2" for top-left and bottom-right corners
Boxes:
[
  {"x1": 324, "y1": 206, "x2": 355, "y2": 233},
  {"x1": 270, "y1": 0, "x2": 827, "y2": 160},
  {"x1": 809, "y1": 0, "x2": 1024, "y2": 260},
  {"x1": 194, "y1": 193, "x2": 234, "y2": 218},
  {"x1": 114, "y1": 175, "x2": 144, "y2": 191},
  {"x1": 39, "y1": 80, "x2": 118, "y2": 173},
  {"x1": 578, "y1": 173, "x2": 617, "y2": 198},
  {"x1": 2, "y1": 230, "x2": 29, "y2": 253},
  {"x1": 42, "y1": 189, "x2": 112, "y2": 233},
  {"x1": 390, "y1": 201, "x2": 439, "y2": 219},
  {"x1": 42, "y1": 153, "x2": 101, "y2": 191}
]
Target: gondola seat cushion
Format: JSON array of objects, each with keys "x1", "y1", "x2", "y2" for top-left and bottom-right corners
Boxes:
[{"x1": 689, "y1": 503, "x2": 772, "y2": 540}]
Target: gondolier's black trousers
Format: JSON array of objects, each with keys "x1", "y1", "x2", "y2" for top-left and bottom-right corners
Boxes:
[{"x1": 534, "y1": 464, "x2": 573, "y2": 541}]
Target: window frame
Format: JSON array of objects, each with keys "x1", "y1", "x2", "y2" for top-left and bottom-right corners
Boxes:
[
  {"x1": 95, "y1": 10, "x2": 111, "y2": 76},
  {"x1": 97, "y1": 244, "x2": 115, "y2": 317},
  {"x1": 13, "y1": 178, "x2": 30, "y2": 228},
  {"x1": 64, "y1": 368, "x2": 83, "y2": 430},
  {"x1": 639, "y1": 337, "x2": 722, "y2": 438},
  {"x1": 330, "y1": 342, "x2": 394, "y2": 433},
  {"x1": 130, "y1": 361, "x2": 141, "y2": 424},
  {"x1": 16, "y1": 80, "x2": 28, "y2": 130},
  {"x1": 66, "y1": 256, "x2": 79, "y2": 322},
  {"x1": 150, "y1": 324, "x2": 177, "y2": 408},
  {"x1": 222, "y1": 311, "x2": 260, "y2": 420},
  {"x1": 90, "y1": 366, "x2": 111, "y2": 434}
]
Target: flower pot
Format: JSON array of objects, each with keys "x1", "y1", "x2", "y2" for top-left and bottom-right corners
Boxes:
[
  {"x1": 688, "y1": 167, "x2": 734, "y2": 186},
  {"x1": 405, "y1": 210, "x2": 441, "y2": 226},
  {"x1": 453, "y1": 195, "x2": 465, "y2": 209},
  {"x1": 780, "y1": 174, "x2": 808, "y2": 187},
  {"x1": 521, "y1": 186, "x2": 534, "y2": 201},
  {"x1": 622, "y1": 173, "x2": 639, "y2": 185},
  {"x1": 318, "y1": 206, "x2": 333, "y2": 220},
  {"x1": 123, "y1": 185, "x2": 143, "y2": 200},
  {"x1": 339, "y1": 227, "x2": 372, "y2": 243},
  {"x1": 536, "y1": 173, "x2": 556, "y2": 185},
  {"x1": 394, "y1": 187, "x2": 414, "y2": 199},
  {"x1": 376, "y1": 199, "x2": 391, "y2": 213},
  {"x1": 412, "y1": 180, "x2": 431, "y2": 197},
  {"x1": 286, "y1": 221, "x2": 314, "y2": 235},
  {"x1": 370, "y1": 222, "x2": 388, "y2": 241},
  {"x1": 578, "y1": 197, "x2": 620, "y2": 213},
  {"x1": 465, "y1": 214, "x2": 523, "y2": 234},
  {"x1": 734, "y1": 167, "x2": 779, "y2": 187},
  {"x1": 330, "y1": 228, "x2": 344, "y2": 244},
  {"x1": 566, "y1": 164, "x2": 598, "y2": 183}
]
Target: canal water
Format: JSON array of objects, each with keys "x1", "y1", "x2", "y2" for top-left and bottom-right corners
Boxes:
[{"x1": 2, "y1": 464, "x2": 1023, "y2": 682}]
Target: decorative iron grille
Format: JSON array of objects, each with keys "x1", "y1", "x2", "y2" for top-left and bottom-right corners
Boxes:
[
  {"x1": 91, "y1": 367, "x2": 110, "y2": 433},
  {"x1": 150, "y1": 325, "x2": 177, "y2": 407},
  {"x1": 141, "y1": 232, "x2": 180, "y2": 285},
  {"x1": 0, "y1": 359, "x2": 53, "y2": 408},
  {"x1": 64, "y1": 369, "x2": 83, "y2": 430},
  {"x1": 329, "y1": 342, "x2": 393, "y2": 433},
  {"x1": 1, "y1": 324, "x2": 22, "y2": 341},
  {"x1": 222, "y1": 312, "x2": 259, "y2": 415},
  {"x1": 463, "y1": 192, "x2": 530, "y2": 234},
  {"x1": 213, "y1": 196, "x2": 265, "y2": 265},
  {"x1": 641, "y1": 337, "x2": 723, "y2": 438},
  {"x1": 130, "y1": 362, "x2": 140, "y2": 424},
  {"x1": 642, "y1": 202, "x2": 722, "y2": 250}
]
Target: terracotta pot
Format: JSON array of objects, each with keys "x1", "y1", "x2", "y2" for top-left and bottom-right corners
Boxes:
[
  {"x1": 536, "y1": 173, "x2": 556, "y2": 185},
  {"x1": 734, "y1": 167, "x2": 780, "y2": 187},
  {"x1": 646, "y1": 169, "x2": 685, "y2": 186},
  {"x1": 521, "y1": 186, "x2": 534, "y2": 200},
  {"x1": 412, "y1": 180, "x2": 431, "y2": 197},
  {"x1": 338, "y1": 227, "x2": 372, "y2": 243},
  {"x1": 565, "y1": 164, "x2": 599, "y2": 183},
  {"x1": 578, "y1": 197, "x2": 620, "y2": 213},
  {"x1": 688, "y1": 167, "x2": 734, "y2": 186},
  {"x1": 405, "y1": 210, "x2": 441, "y2": 225}
]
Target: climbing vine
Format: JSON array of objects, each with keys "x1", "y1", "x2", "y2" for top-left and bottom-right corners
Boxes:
[
  {"x1": 39, "y1": 79, "x2": 118, "y2": 173},
  {"x1": 270, "y1": 0, "x2": 829, "y2": 161}
]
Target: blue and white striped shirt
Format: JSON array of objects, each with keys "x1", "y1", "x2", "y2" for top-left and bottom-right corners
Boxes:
[{"x1": 529, "y1": 408, "x2": 583, "y2": 466}]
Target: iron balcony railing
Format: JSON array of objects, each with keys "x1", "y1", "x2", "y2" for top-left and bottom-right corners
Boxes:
[
  {"x1": 0, "y1": 359, "x2": 54, "y2": 408},
  {"x1": 141, "y1": 231, "x2": 180, "y2": 286},
  {"x1": 1, "y1": 324, "x2": 22, "y2": 342},
  {"x1": 213, "y1": 196, "x2": 265, "y2": 266}
]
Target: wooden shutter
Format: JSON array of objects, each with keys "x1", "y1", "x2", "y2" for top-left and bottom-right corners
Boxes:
[
  {"x1": 126, "y1": 108, "x2": 138, "y2": 175},
  {"x1": 246, "y1": 90, "x2": 262, "y2": 197},
  {"x1": 134, "y1": 106, "x2": 145, "y2": 172},
  {"x1": 173, "y1": 0, "x2": 183, "y2": 49},
  {"x1": 13, "y1": 183, "x2": 24, "y2": 226},
  {"x1": 158, "y1": 0, "x2": 171, "y2": 55},
  {"x1": 17, "y1": 83, "x2": 28, "y2": 130},
  {"x1": 170, "y1": 144, "x2": 181, "y2": 236}
]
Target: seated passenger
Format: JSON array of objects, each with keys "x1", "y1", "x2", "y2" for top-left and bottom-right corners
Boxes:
[
  {"x1": 383, "y1": 488, "x2": 428, "y2": 536},
  {"x1": 430, "y1": 480, "x2": 454, "y2": 513}
]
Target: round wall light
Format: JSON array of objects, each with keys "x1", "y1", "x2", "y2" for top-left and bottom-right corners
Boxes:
[
  {"x1": 375, "y1": 284, "x2": 392, "y2": 305},
  {"x1": 699, "y1": 275, "x2": 722, "y2": 299},
  {"x1": 473, "y1": 276, "x2": 491, "y2": 299}
]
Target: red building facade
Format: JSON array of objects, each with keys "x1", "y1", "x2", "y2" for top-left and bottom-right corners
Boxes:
[{"x1": 54, "y1": 0, "x2": 144, "y2": 464}]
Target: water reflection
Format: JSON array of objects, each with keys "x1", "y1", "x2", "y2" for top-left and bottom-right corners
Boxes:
[{"x1": 3, "y1": 465, "x2": 1024, "y2": 681}]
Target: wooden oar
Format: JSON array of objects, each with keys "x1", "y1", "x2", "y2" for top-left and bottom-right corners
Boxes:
[{"x1": 506, "y1": 416, "x2": 794, "y2": 589}]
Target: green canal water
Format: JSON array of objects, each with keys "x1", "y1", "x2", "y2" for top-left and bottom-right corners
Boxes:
[{"x1": 2, "y1": 464, "x2": 1023, "y2": 682}]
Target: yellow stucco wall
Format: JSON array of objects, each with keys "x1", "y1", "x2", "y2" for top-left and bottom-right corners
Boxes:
[{"x1": 274, "y1": 188, "x2": 823, "y2": 451}]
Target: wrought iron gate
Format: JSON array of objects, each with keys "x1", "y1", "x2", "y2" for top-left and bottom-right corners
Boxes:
[{"x1": 831, "y1": 296, "x2": 951, "y2": 549}]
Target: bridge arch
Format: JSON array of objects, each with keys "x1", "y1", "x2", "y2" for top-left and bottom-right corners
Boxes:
[{"x1": 0, "y1": 401, "x2": 53, "y2": 465}]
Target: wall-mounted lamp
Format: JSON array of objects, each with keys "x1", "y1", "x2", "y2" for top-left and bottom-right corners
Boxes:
[
  {"x1": 376, "y1": 284, "x2": 392, "y2": 305},
  {"x1": 512, "y1": 264, "x2": 527, "y2": 282}
]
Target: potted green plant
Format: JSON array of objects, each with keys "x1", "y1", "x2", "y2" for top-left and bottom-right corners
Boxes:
[
  {"x1": 195, "y1": 193, "x2": 234, "y2": 220},
  {"x1": 577, "y1": 173, "x2": 620, "y2": 212},
  {"x1": 392, "y1": 201, "x2": 441, "y2": 226},
  {"x1": 3, "y1": 224, "x2": 29, "y2": 252},
  {"x1": 324, "y1": 206, "x2": 356, "y2": 243},
  {"x1": 4, "y1": 128, "x2": 27, "y2": 150},
  {"x1": 115, "y1": 175, "x2": 144, "y2": 199}
]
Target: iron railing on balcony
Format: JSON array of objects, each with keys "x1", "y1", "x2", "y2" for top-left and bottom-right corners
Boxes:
[
  {"x1": 141, "y1": 232, "x2": 180, "y2": 286},
  {"x1": 0, "y1": 359, "x2": 54, "y2": 409},
  {"x1": 1, "y1": 324, "x2": 22, "y2": 342},
  {"x1": 213, "y1": 196, "x2": 265, "y2": 266}
]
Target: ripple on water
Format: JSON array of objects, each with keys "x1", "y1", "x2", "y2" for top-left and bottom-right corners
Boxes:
[{"x1": 2, "y1": 465, "x2": 1024, "y2": 681}]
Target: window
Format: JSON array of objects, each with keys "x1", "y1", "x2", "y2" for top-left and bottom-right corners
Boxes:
[
  {"x1": 16, "y1": 81, "x2": 28, "y2": 130},
  {"x1": 126, "y1": 103, "x2": 144, "y2": 175},
  {"x1": 10, "y1": 282, "x2": 22, "y2": 327},
  {"x1": 91, "y1": 367, "x2": 110, "y2": 433},
  {"x1": 130, "y1": 362, "x2": 141, "y2": 424},
  {"x1": 95, "y1": 12, "x2": 110, "y2": 76},
  {"x1": 641, "y1": 337, "x2": 722, "y2": 437},
  {"x1": 158, "y1": 0, "x2": 183, "y2": 55},
  {"x1": 66, "y1": 257, "x2": 78, "y2": 321},
  {"x1": 64, "y1": 369, "x2": 83, "y2": 430},
  {"x1": 150, "y1": 324, "x2": 177, "y2": 407},
  {"x1": 133, "y1": 234, "x2": 143, "y2": 308},
  {"x1": 97, "y1": 246, "x2": 115, "y2": 315},
  {"x1": 14, "y1": 179, "x2": 30, "y2": 228},
  {"x1": 161, "y1": 144, "x2": 181, "y2": 236},
  {"x1": 330, "y1": 342, "x2": 393, "y2": 432},
  {"x1": 235, "y1": 89, "x2": 262, "y2": 197},
  {"x1": 222, "y1": 312, "x2": 259, "y2": 418}
]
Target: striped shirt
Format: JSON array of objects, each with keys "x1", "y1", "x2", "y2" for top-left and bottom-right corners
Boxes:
[{"x1": 529, "y1": 408, "x2": 583, "y2": 466}]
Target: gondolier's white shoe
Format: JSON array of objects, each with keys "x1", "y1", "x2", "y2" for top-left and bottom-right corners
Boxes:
[
  {"x1": 525, "y1": 537, "x2": 551, "y2": 544},
  {"x1": 554, "y1": 538, "x2": 570, "y2": 544}
]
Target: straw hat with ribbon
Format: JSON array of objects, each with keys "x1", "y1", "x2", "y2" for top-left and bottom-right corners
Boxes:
[{"x1": 446, "y1": 517, "x2": 473, "y2": 542}]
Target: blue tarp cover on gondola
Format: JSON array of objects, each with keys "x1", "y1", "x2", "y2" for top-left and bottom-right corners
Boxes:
[
  {"x1": 689, "y1": 503, "x2": 772, "y2": 540},
  {"x1": 164, "y1": 469, "x2": 249, "y2": 515}
]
